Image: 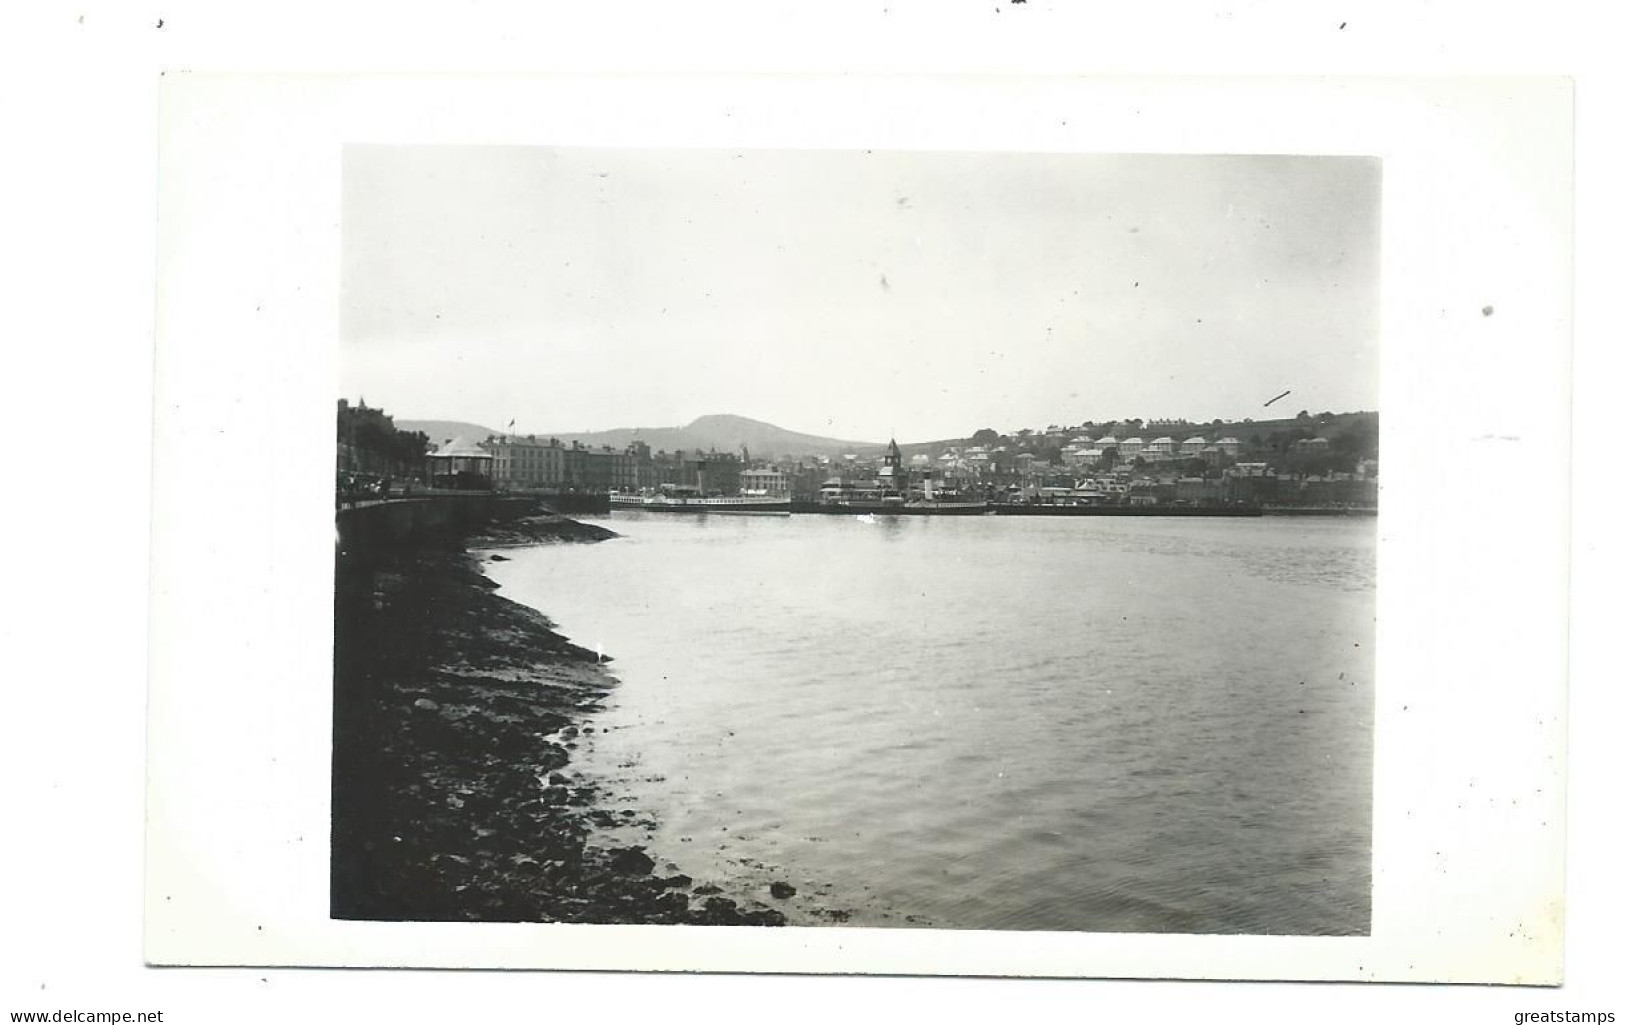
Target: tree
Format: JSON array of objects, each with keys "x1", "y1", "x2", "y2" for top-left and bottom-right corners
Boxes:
[
  {"x1": 1330, "y1": 420, "x2": 1378, "y2": 462},
  {"x1": 970, "y1": 428, "x2": 1000, "y2": 447},
  {"x1": 391, "y1": 430, "x2": 430, "y2": 477}
]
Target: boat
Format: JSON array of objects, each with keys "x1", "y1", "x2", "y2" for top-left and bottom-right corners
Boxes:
[
  {"x1": 609, "y1": 490, "x2": 791, "y2": 514},
  {"x1": 988, "y1": 502, "x2": 1263, "y2": 517},
  {"x1": 790, "y1": 497, "x2": 990, "y2": 516},
  {"x1": 800, "y1": 442, "x2": 991, "y2": 515}
]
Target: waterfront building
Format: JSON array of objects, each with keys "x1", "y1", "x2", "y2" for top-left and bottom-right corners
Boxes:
[
  {"x1": 1176, "y1": 476, "x2": 1215, "y2": 503},
  {"x1": 562, "y1": 443, "x2": 598, "y2": 489},
  {"x1": 677, "y1": 450, "x2": 743, "y2": 495},
  {"x1": 485, "y1": 435, "x2": 567, "y2": 489},
  {"x1": 601, "y1": 447, "x2": 640, "y2": 491},
  {"x1": 819, "y1": 476, "x2": 884, "y2": 503},
  {"x1": 740, "y1": 467, "x2": 790, "y2": 496},
  {"x1": 554, "y1": 442, "x2": 640, "y2": 491},
  {"x1": 877, "y1": 439, "x2": 910, "y2": 496}
]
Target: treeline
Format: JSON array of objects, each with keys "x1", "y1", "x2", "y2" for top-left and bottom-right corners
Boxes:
[{"x1": 337, "y1": 399, "x2": 431, "y2": 477}]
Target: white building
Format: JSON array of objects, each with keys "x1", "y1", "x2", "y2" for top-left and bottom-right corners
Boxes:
[{"x1": 740, "y1": 467, "x2": 789, "y2": 496}]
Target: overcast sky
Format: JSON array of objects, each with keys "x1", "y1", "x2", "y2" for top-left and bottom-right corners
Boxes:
[{"x1": 341, "y1": 146, "x2": 1379, "y2": 443}]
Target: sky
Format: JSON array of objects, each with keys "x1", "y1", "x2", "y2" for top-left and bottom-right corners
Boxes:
[{"x1": 341, "y1": 146, "x2": 1380, "y2": 443}]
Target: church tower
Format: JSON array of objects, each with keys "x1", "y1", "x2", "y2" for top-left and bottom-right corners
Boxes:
[{"x1": 879, "y1": 438, "x2": 909, "y2": 497}]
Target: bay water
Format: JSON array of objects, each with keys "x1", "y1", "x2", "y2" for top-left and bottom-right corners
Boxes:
[{"x1": 483, "y1": 512, "x2": 1375, "y2": 934}]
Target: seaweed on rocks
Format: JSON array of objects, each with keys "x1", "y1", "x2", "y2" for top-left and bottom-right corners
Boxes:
[{"x1": 331, "y1": 513, "x2": 785, "y2": 926}]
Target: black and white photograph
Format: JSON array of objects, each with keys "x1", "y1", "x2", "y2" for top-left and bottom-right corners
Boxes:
[
  {"x1": 331, "y1": 146, "x2": 1380, "y2": 934},
  {"x1": 136, "y1": 74, "x2": 1575, "y2": 989},
  {"x1": 6, "y1": 0, "x2": 1616, "y2": 1011}
]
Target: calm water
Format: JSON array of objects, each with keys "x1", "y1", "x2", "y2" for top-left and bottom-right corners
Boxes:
[{"x1": 484, "y1": 513, "x2": 1375, "y2": 934}]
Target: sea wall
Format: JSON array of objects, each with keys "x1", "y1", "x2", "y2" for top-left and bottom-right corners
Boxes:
[{"x1": 336, "y1": 494, "x2": 538, "y2": 562}]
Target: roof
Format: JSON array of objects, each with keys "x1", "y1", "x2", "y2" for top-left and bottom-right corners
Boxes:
[{"x1": 430, "y1": 436, "x2": 493, "y2": 459}]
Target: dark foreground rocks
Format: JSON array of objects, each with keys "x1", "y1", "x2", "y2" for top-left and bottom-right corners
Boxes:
[
  {"x1": 331, "y1": 515, "x2": 785, "y2": 926},
  {"x1": 474, "y1": 513, "x2": 620, "y2": 548}
]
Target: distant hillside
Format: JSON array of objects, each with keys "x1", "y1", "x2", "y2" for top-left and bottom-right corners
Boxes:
[
  {"x1": 547, "y1": 414, "x2": 882, "y2": 459},
  {"x1": 395, "y1": 410, "x2": 1375, "y2": 461},
  {"x1": 892, "y1": 410, "x2": 1378, "y2": 460},
  {"x1": 394, "y1": 420, "x2": 501, "y2": 446}
]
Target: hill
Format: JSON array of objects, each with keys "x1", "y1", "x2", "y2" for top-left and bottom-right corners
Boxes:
[
  {"x1": 394, "y1": 420, "x2": 501, "y2": 446},
  {"x1": 546, "y1": 414, "x2": 881, "y2": 459},
  {"x1": 886, "y1": 410, "x2": 1378, "y2": 462}
]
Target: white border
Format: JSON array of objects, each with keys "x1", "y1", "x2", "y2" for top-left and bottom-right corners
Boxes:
[{"x1": 140, "y1": 75, "x2": 1570, "y2": 983}]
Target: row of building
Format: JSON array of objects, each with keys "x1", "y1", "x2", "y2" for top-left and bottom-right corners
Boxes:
[
  {"x1": 1007, "y1": 466, "x2": 1378, "y2": 508},
  {"x1": 427, "y1": 434, "x2": 750, "y2": 493},
  {"x1": 424, "y1": 428, "x2": 1371, "y2": 509},
  {"x1": 1058, "y1": 434, "x2": 1244, "y2": 466}
]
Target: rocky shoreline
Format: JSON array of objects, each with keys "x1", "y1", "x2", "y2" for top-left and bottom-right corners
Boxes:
[{"x1": 330, "y1": 512, "x2": 787, "y2": 925}]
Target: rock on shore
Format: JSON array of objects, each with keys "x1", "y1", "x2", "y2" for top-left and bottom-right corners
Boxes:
[{"x1": 330, "y1": 513, "x2": 785, "y2": 926}]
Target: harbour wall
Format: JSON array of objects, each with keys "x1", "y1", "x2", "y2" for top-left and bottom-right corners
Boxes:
[{"x1": 336, "y1": 494, "x2": 540, "y2": 562}]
